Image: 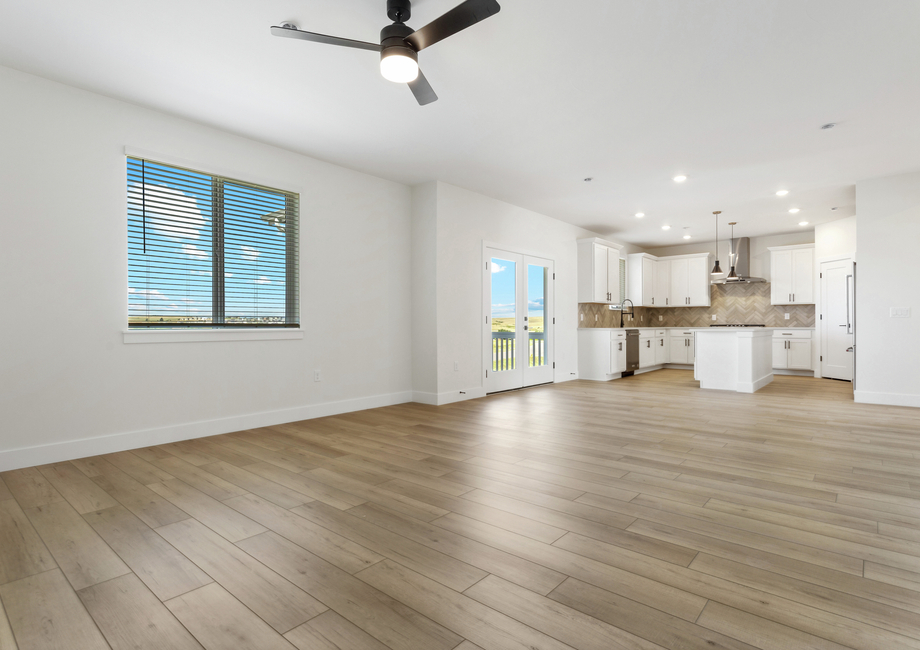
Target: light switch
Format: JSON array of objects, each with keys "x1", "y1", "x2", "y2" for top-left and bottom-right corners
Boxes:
[
  {"x1": 785, "y1": 313, "x2": 790, "y2": 320},
  {"x1": 711, "y1": 315, "x2": 717, "y2": 321}
]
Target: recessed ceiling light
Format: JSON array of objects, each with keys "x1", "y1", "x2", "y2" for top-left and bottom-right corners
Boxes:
[
  {"x1": 821, "y1": 123, "x2": 837, "y2": 130},
  {"x1": 799, "y1": 221, "x2": 809, "y2": 226},
  {"x1": 635, "y1": 212, "x2": 645, "y2": 218},
  {"x1": 776, "y1": 190, "x2": 789, "y2": 196},
  {"x1": 673, "y1": 175, "x2": 687, "y2": 183},
  {"x1": 789, "y1": 208, "x2": 800, "y2": 214},
  {"x1": 830, "y1": 207, "x2": 838, "y2": 211},
  {"x1": 662, "y1": 225, "x2": 671, "y2": 230},
  {"x1": 584, "y1": 177, "x2": 593, "y2": 182},
  {"x1": 683, "y1": 235, "x2": 692, "y2": 240}
]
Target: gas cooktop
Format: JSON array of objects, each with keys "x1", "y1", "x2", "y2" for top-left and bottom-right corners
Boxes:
[{"x1": 710, "y1": 324, "x2": 766, "y2": 327}]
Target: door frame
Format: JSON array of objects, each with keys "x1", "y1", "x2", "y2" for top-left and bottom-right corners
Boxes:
[
  {"x1": 816, "y1": 252, "x2": 856, "y2": 380},
  {"x1": 482, "y1": 241, "x2": 556, "y2": 394}
]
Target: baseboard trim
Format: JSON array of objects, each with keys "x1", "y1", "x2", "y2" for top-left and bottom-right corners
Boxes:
[
  {"x1": 773, "y1": 369, "x2": 815, "y2": 377},
  {"x1": 0, "y1": 390, "x2": 414, "y2": 472},
  {"x1": 436, "y1": 387, "x2": 488, "y2": 406},
  {"x1": 854, "y1": 390, "x2": 920, "y2": 409}
]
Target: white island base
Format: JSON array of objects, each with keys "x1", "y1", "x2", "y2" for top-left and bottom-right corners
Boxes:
[{"x1": 693, "y1": 328, "x2": 774, "y2": 393}]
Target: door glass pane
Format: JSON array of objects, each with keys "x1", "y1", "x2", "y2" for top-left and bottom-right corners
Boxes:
[
  {"x1": 528, "y1": 264, "x2": 547, "y2": 367},
  {"x1": 491, "y1": 258, "x2": 516, "y2": 372}
]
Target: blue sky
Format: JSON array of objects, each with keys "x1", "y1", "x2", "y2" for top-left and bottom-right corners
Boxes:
[
  {"x1": 127, "y1": 159, "x2": 289, "y2": 321},
  {"x1": 491, "y1": 257, "x2": 545, "y2": 319}
]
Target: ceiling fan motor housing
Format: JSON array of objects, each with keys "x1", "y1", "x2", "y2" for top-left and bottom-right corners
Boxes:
[
  {"x1": 387, "y1": 0, "x2": 412, "y2": 23},
  {"x1": 380, "y1": 22, "x2": 418, "y2": 64}
]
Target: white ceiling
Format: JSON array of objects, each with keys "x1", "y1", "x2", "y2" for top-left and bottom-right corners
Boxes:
[{"x1": 2, "y1": 0, "x2": 918, "y2": 246}]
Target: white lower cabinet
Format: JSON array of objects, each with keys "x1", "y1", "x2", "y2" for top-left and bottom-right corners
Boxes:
[
  {"x1": 578, "y1": 329, "x2": 627, "y2": 380},
  {"x1": 639, "y1": 335, "x2": 655, "y2": 369},
  {"x1": 611, "y1": 331, "x2": 627, "y2": 373},
  {"x1": 773, "y1": 330, "x2": 812, "y2": 370},
  {"x1": 655, "y1": 335, "x2": 669, "y2": 365},
  {"x1": 669, "y1": 330, "x2": 695, "y2": 364}
]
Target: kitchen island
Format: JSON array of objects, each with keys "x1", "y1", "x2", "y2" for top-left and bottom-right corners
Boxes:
[{"x1": 692, "y1": 327, "x2": 774, "y2": 393}]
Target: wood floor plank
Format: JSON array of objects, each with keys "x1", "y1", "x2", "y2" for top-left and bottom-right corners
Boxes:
[
  {"x1": 0, "y1": 569, "x2": 109, "y2": 650},
  {"x1": 78, "y1": 573, "x2": 204, "y2": 650},
  {"x1": 104, "y1": 450, "x2": 176, "y2": 485},
  {"x1": 0, "y1": 467, "x2": 64, "y2": 509},
  {"x1": 348, "y1": 501, "x2": 567, "y2": 595},
  {"x1": 306, "y1": 468, "x2": 450, "y2": 521},
  {"x1": 358, "y1": 559, "x2": 578, "y2": 650},
  {"x1": 0, "y1": 598, "x2": 15, "y2": 650},
  {"x1": 243, "y1": 462, "x2": 366, "y2": 510},
  {"x1": 25, "y1": 501, "x2": 130, "y2": 590},
  {"x1": 83, "y1": 505, "x2": 212, "y2": 601},
  {"x1": 290, "y1": 500, "x2": 487, "y2": 591},
  {"x1": 165, "y1": 583, "x2": 296, "y2": 650},
  {"x1": 284, "y1": 610, "x2": 390, "y2": 650},
  {"x1": 0, "y1": 476, "x2": 11, "y2": 502},
  {"x1": 198, "y1": 461, "x2": 311, "y2": 508},
  {"x1": 0, "y1": 498, "x2": 56, "y2": 586},
  {"x1": 151, "y1": 456, "x2": 248, "y2": 501},
  {"x1": 37, "y1": 463, "x2": 119, "y2": 514},
  {"x1": 81, "y1": 457, "x2": 188, "y2": 528},
  {"x1": 695, "y1": 600, "x2": 855, "y2": 650},
  {"x1": 157, "y1": 517, "x2": 326, "y2": 633},
  {"x1": 223, "y1": 493, "x2": 382, "y2": 573},
  {"x1": 147, "y1": 478, "x2": 266, "y2": 542},
  {"x1": 465, "y1": 574, "x2": 666, "y2": 650},
  {"x1": 237, "y1": 531, "x2": 462, "y2": 650}
]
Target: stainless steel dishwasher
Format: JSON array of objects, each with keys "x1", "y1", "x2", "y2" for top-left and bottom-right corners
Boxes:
[{"x1": 625, "y1": 329, "x2": 640, "y2": 373}]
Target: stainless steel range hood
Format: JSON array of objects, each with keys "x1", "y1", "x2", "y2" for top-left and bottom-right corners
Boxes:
[{"x1": 713, "y1": 237, "x2": 766, "y2": 284}]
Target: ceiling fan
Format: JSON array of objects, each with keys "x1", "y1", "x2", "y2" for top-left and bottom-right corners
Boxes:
[{"x1": 271, "y1": 0, "x2": 501, "y2": 105}]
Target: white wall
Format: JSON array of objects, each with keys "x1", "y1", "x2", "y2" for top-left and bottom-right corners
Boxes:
[
  {"x1": 410, "y1": 182, "x2": 439, "y2": 402},
  {"x1": 426, "y1": 182, "x2": 605, "y2": 403},
  {"x1": 645, "y1": 232, "x2": 814, "y2": 282},
  {"x1": 0, "y1": 65, "x2": 413, "y2": 469},
  {"x1": 855, "y1": 172, "x2": 920, "y2": 407}
]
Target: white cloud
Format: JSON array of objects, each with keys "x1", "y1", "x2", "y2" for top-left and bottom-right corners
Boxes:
[
  {"x1": 182, "y1": 244, "x2": 208, "y2": 259},
  {"x1": 491, "y1": 263, "x2": 507, "y2": 274},
  {"x1": 241, "y1": 246, "x2": 260, "y2": 261},
  {"x1": 225, "y1": 272, "x2": 233, "y2": 278},
  {"x1": 131, "y1": 288, "x2": 169, "y2": 301},
  {"x1": 129, "y1": 182, "x2": 206, "y2": 240},
  {"x1": 255, "y1": 276, "x2": 271, "y2": 284}
]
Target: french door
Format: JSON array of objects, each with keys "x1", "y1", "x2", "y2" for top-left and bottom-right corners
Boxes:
[{"x1": 483, "y1": 246, "x2": 554, "y2": 393}]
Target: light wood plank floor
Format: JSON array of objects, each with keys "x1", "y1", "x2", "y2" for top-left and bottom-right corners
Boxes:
[{"x1": 2, "y1": 371, "x2": 920, "y2": 650}]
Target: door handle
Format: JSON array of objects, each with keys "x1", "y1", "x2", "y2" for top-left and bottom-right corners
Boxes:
[
  {"x1": 524, "y1": 325, "x2": 528, "y2": 330},
  {"x1": 846, "y1": 347, "x2": 854, "y2": 352}
]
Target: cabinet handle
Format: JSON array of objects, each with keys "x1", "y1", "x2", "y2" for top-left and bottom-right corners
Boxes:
[
  {"x1": 660, "y1": 339, "x2": 664, "y2": 347},
  {"x1": 618, "y1": 343, "x2": 622, "y2": 351},
  {"x1": 793, "y1": 293, "x2": 795, "y2": 302},
  {"x1": 647, "y1": 340, "x2": 651, "y2": 348},
  {"x1": 651, "y1": 298, "x2": 654, "y2": 305},
  {"x1": 666, "y1": 298, "x2": 668, "y2": 305}
]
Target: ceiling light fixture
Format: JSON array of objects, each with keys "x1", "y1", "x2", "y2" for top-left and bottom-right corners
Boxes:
[
  {"x1": 726, "y1": 222, "x2": 738, "y2": 280},
  {"x1": 711, "y1": 211, "x2": 723, "y2": 275},
  {"x1": 776, "y1": 190, "x2": 789, "y2": 196},
  {"x1": 789, "y1": 208, "x2": 800, "y2": 214},
  {"x1": 683, "y1": 235, "x2": 692, "y2": 240},
  {"x1": 635, "y1": 212, "x2": 645, "y2": 218},
  {"x1": 662, "y1": 225, "x2": 671, "y2": 230},
  {"x1": 673, "y1": 175, "x2": 687, "y2": 183},
  {"x1": 380, "y1": 43, "x2": 419, "y2": 83},
  {"x1": 799, "y1": 221, "x2": 809, "y2": 226}
]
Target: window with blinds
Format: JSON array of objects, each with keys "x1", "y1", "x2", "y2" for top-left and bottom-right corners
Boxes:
[{"x1": 127, "y1": 157, "x2": 299, "y2": 327}]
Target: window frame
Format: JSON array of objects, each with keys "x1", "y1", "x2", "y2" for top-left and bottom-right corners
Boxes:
[{"x1": 125, "y1": 149, "x2": 300, "y2": 331}]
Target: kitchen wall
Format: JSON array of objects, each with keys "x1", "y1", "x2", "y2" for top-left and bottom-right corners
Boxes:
[
  {"x1": 0, "y1": 65, "x2": 414, "y2": 469},
  {"x1": 579, "y1": 283, "x2": 815, "y2": 328},
  {"x1": 854, "y1": 172, "x2": 920, "y2": 408}
]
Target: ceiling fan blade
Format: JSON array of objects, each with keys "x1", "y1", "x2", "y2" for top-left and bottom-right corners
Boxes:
[
  {"x1": 270, "y1": 25, "x2": 381, "y2": 52},
  {"x1": 404, "y1": 0, "x2": 500, "y2": 52},
  {"x1": 408, "y1": 69, "x2": 438, "y2": 106}
]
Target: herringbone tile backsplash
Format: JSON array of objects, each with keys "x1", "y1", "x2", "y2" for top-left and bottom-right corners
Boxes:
[{"x1": 579, "y1": 283, "x2": 815, "y2": 328}]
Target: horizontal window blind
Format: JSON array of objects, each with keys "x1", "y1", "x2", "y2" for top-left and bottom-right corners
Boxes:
[{"x1": 128, "y1": 157, "x2": 299, "y2": 327}]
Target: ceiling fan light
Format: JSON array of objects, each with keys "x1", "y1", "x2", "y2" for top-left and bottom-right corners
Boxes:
[{"x1": 380, "y1": 47, "x2": 419, "y2": 83}]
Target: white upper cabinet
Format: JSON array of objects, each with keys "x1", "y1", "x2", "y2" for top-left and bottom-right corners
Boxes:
[
  {"x1": 629, "y1": 252, "x2": 710, "y2": 307},
  {"x1": 770, "y1": 244, "x2": 814, "y2": 305},
  {"x1": 577, "y1": 238, "x2": 623, "y2": 303},
  {"x1": 656, "y1": 260, "x2": 671, "y2": 307}
]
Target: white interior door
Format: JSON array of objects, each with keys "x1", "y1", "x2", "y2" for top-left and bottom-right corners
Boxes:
[
  {"x1": 484, "y1": 247, "x2": 554, "y2": 393},
  {"x1": 821, "y1": 258, "x2": 854, "y2": 380}
]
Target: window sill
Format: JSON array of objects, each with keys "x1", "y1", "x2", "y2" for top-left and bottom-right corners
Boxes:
[{"x1": 123, "y1": 329, "x2": 305, "y2": 344}]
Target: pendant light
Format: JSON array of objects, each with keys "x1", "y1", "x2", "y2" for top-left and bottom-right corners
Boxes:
[
  {"x1": 727, "y1": 222, "x2": 738, "y2": 279},
  {"x1": 710, "y1": 211, "x2": 723, "y2": 275}
]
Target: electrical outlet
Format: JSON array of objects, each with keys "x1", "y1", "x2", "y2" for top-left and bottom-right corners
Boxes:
[
  {"x1": 454, "y1": 361, "x2": 459, "y2": 371},
  {"x1": 659, "y1": 315, "x2": 663, "y2": 321},
  {"x1": 640, "y1": 315, "x2": 644, "y2": 322},
  {"x1": 891, "y1": 307, "x2": 912, "y2": 318},
  {"x1": 711, "y1": 315, "x2": 717, "y2": 321},
  {"x1": 314, "y1": 370, "x2": 321, "y2": 382},
  {"x1": 595, "y1": 315, "x2": 598, "y2": 322},
  {"x1": 580, "y1": 313, "x2": 584, "y2": 321},
  {"x1": 785, "y1": 313, "x2": 790, "y2": 320}
]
